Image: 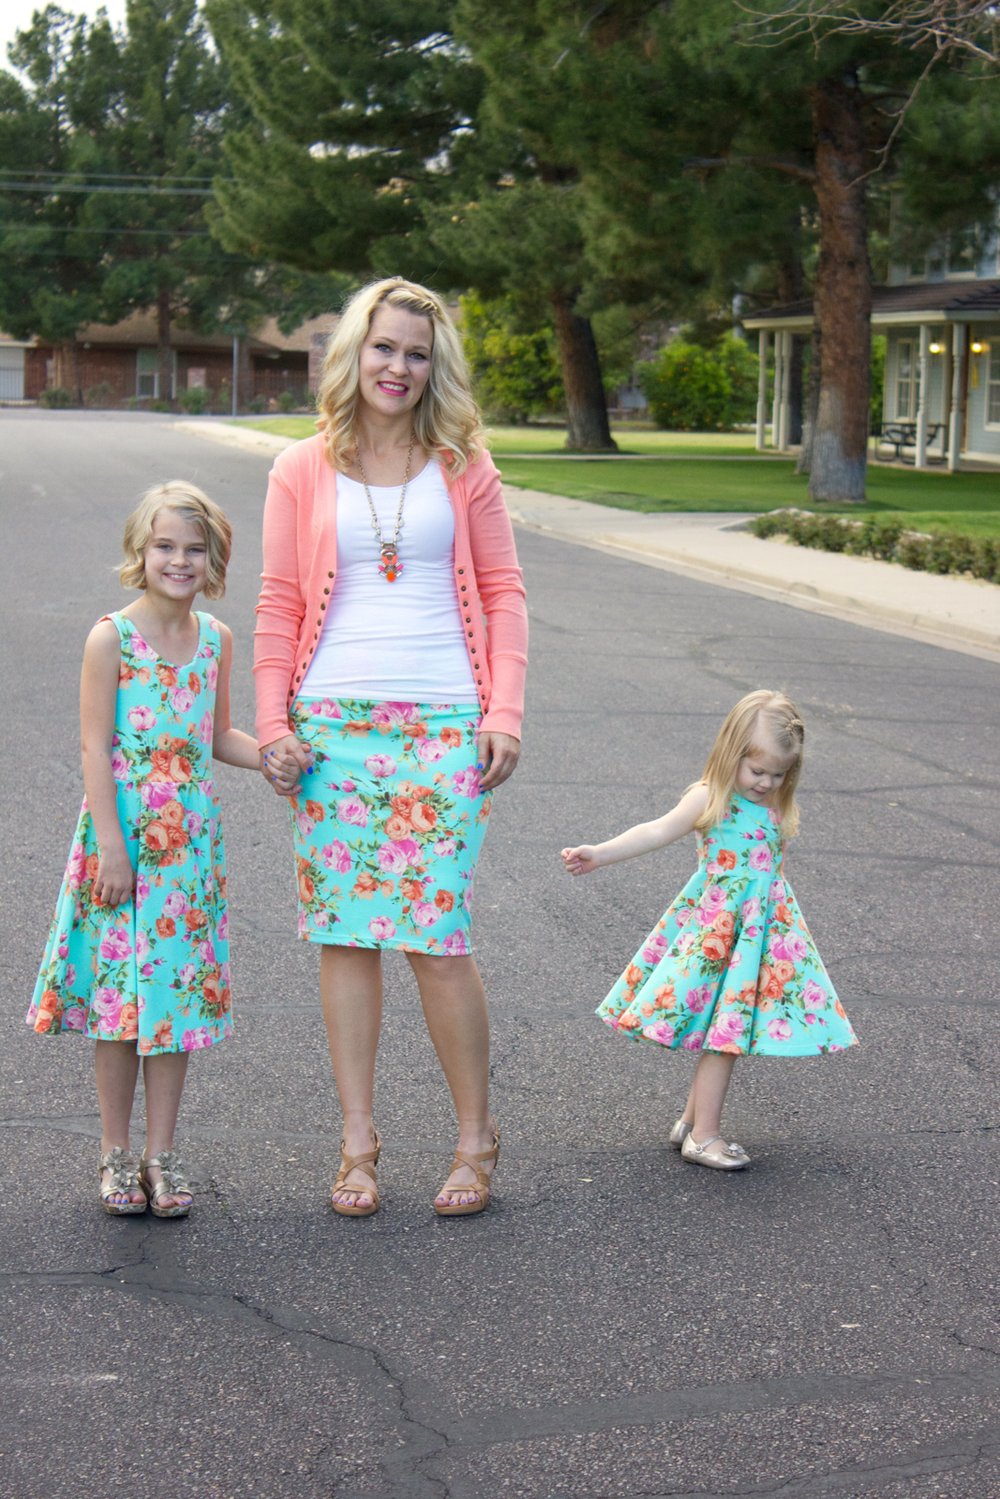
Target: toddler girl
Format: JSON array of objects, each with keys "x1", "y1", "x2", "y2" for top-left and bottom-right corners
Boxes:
[
  {"x1": 561, "y1": 690, "x2": 857, "y2": 1170},
  {"x1": 27, "y1": 482, "x2": 296, "y2": 1215}
]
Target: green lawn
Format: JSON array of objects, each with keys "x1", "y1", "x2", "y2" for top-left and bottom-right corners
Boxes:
[{"x1": 236, "y1": 418, "x2": 1000, "y2": 538}]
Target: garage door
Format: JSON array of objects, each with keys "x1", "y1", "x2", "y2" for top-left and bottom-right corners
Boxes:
[{"x1": 0, "y1": 346, "x2": 26, "y2": 401}]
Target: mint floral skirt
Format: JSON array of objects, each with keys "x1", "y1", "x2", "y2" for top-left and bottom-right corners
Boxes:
[{"x1": 287, "y1": 698, "x2": 492, "y2": 953}]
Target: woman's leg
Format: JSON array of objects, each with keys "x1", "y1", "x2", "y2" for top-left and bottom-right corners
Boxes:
[
  {"x1": 320, "y1": 946, "x2": 383, "y2": 1209},
  {"x1": 142, "y1": 1050, "x2": 191, "y2": 1211},
  {"x1": 406, "y1": 952, "x2": 496, "y2": 1208},
  {"x1": 95, "y1": 1039, "x2": 144, "y2": 1207},
  {"x1": 688, "y1": 1051, "x2": 738, "y2": 1143}
]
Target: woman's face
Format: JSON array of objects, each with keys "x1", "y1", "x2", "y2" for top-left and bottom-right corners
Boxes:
[{"x1": 357, "y1": 305, "x2": 434, "y2": 421}]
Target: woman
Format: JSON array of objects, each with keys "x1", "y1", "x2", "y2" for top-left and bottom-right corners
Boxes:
[{"x1": 255, "y1": 277, "x2": 528, "y2": 1217}]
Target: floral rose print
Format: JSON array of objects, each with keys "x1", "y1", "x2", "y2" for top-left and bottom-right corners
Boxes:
[
  {"x1": 27, "y1": 612, "x2": 233, "y2": 1055},
  {"x1": 288, "y1": 698, "x2": 491, "y2": 952},
  {"x1": 596, "y1": 792, "x2": 858, "y2": 1057}
]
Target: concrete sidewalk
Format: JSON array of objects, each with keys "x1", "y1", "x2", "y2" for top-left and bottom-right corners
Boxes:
[{"x1": 180, "y1": 419, "x2": 1000, "y2": 663}]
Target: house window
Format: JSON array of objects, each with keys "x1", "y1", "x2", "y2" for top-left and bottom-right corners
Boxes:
[
  {"x1": 136, "y1": 348, "x2": 176, "y2": 398},
  {"x1": 895, "y1": 339, "x2": 919, "y2": 419},
  {"x1": 946, "y1": 227, "x2": 979, "y2": 277},
  {"x1": 987, "y1": 346, "x2": 1000, "y2": 427}
]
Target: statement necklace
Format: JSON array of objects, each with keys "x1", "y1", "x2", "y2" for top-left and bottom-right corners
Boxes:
[{"x1": 356, "y1": 432, "x2": 415, "y2": 583}]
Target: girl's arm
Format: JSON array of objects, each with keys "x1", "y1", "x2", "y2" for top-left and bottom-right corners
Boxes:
[
  {"x1": 212, "y1": 624, "x2": 274, "y2": 771},
  {"x1": 80, "y1": 621, "x2": 134, "y2": 908},
  {"x1": 562, "y1": 782, "x2": 709, "y2": 876}
]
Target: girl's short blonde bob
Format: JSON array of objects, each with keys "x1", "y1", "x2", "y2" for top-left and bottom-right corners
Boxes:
[
  {"x1": 697, "y1": 689, "x2": 806, "y2": 838},
  {"x1": 316, "y1": 277, "x2": 484, "y2": 475},
  {"x1": 119, "y1": 481, "x2": 232, "y2": 600}
]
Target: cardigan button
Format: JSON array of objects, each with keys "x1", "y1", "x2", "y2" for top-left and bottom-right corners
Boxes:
[
  {"x1": 320, "y1": 601, "x2": 326, "y2": 610},
  {"x1": 327, "y1": 570, "x2": 334, "y2": 578},
  {"x1": 457, "y1": 567, "x2": 465, "y2": 575},
  {"x1": 323, "y1": 587, "x2": 330, "y2": 595}
]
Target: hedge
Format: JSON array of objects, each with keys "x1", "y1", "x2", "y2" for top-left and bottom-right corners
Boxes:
[{"x1": 749, "y1": 510, "x2": 1000, "y2": 584}]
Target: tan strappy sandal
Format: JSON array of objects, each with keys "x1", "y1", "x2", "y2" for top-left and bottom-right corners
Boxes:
[
  {"x1": 99, "y1": 1147, "x2": 147, "y2": 1215},
  {"x1": 433, "y1": 1126, "x2": 500, "y2": 1217},
  {"x1": 139, "y1": 1150, "x2": 193, "y2": 1218},
  {"x1": 331, "y1": 1132, "x2": 381, "y2": 1217}
]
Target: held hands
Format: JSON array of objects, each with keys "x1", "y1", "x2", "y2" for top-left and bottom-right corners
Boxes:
[
  {"x1": 260, "y1": 734, "x2": 313, "y2": 797},
  {"x1": 561, "y1": 845, "x2": 602, "y2": 877},
  {"x1": 93, "y1": 846, "x2": 135, "y2": 907},
  {"x1": 476, "y1": 731, "x2": 520, "y2": 791}
]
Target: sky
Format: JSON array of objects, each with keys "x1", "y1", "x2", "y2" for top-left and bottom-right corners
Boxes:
[{"x1": 2, "y1": 0, "x2": 130, "y2": 70}]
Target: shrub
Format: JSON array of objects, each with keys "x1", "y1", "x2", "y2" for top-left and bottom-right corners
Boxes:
[
  {"x1": 638, "y1": 335, "x2": 759, "y2": 431},
  {"x1": 749, "y1": 510, "x2": 999, "y2": 583},
  {"x1": 178, "y1": 385, "x2": 210, "y2": 415},
  {"x1": 39, "y1": 386, "x2": 73, "y2": 408},
  {"x1": 276, "y1": 388, "x2": 304, "y2": 413},
  {"x1": 85, "y1": 382, "x2": 116, "y2": 408}
]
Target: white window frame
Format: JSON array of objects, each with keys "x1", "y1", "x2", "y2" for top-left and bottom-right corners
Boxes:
[
  {"x1": 894, "y1": 338, "x2": 919, "y2": 420},
  {"x1": 136, "y1": 348, "x2": 177, "y2": 399},
  {"x1": 986, "y1": 344, "x2": 1000, "y2": 428}
]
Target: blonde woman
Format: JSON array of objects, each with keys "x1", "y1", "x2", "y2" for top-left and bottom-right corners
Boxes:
[
  {"x1": 562, "y1": 690, "x2": 858, "y2": 1171},
  {"x1": 256, "y1": 277, "x2": 528, "y2": 1217}
]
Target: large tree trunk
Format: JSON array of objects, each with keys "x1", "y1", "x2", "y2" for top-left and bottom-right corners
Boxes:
[
  {"x1": 550, "y1": 291, "x2": 617, "y2": 452},
  {"x1": 808, "y1": 77, "x2": 872, "y2": 503},
  {"x1": 157, "y1": 284, "x2": 173, "y2": 406}
]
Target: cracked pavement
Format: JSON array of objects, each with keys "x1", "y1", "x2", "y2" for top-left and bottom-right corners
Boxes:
[{"x1": 2, "y1": 411, "x2": 998, "y2": 1499}]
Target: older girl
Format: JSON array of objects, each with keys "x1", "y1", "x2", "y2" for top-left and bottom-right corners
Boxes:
[{"x1": 256, "y1": 277, "x2": 528, "y2": 1217}]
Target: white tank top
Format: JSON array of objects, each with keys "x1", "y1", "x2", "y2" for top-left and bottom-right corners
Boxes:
[{"x1": 299, "y1": 461, "x2": 479, "y2": 702}]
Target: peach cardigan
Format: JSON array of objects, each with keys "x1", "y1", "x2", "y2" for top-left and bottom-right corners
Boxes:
[{"x1": 254, "y1": 435, "x2": 528, "y2": 746}]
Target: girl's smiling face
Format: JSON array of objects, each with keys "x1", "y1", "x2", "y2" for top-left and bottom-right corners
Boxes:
[
  {"x1": 142, "y1": 510, "x2": 208, "y2": 601},
  {"x1": 358, "y1": 305, "x2": 433, "y2": 420},
  {"x1": 736, "y1": 739, "x2": 797, "y2": 804}
]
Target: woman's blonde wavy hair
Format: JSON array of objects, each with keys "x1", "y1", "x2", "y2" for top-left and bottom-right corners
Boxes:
[
  {"x1": 119, "y1": 481, "x2": 232, "y2": 600},
  {"x1": 315, "y1": 277, "x2": 485, "y2": 475},
  {"x1": 695, "y1": 689, "x2": 806, "y2": 838}
]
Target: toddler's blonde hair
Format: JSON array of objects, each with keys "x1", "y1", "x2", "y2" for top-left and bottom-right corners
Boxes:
[
  {"x1": 697, "y1": 689, "x2": 805, "y2": 837},
  {"x1": 315, "y1": 277, "x2": 485, "y2": 475},
  {"x1": 119, "y1": 481, "x2": 232, "y2": 600}
]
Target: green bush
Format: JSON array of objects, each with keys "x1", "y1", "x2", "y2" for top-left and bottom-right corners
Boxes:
[
  {"x1": 639, "y1": 335, "x2": 759, "y2": 431},
  {"x1": 178, "y1": 385, "x2": 210, "y2": 415},
  {"x1": 39, "y1": 386, "x2": 73, "y2": 408},
  {"x1": 749, "y1": 509, "x2": 999, "y2": 582},
  {"x1": 85, "y1": 382, "x2": 116, "y2": 408},
  {"x1": 276, "y1": 388, "x2": 304, "y2": 413}
]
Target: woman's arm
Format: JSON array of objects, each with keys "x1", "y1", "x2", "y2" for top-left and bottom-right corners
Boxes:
[
  {"x1": 562, "y1": 783, "x2": 709, "y2": 876},
  {"x1": 254, "y1": 459, "x2": 308, "y2": 746},
  {"x1": 79, "y1": 620, "x2": 133, "y2": 907},
  {"x1": 465, "y1": 453, "x2": 528, "y2": 743}
]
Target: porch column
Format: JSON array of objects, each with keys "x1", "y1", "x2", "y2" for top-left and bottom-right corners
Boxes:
[
  {"x1": 777, "y1": 331, "x2": 790, "y2": 450},
  {"x1": 947, "y1": 323, "x2": 965, "y2": 473},
  {"x1": 915, "y1": 324, "x2": 930, "y2": 469},
  {"x1": 755, "y1": 329, "x2": 769, "y2": 450}
]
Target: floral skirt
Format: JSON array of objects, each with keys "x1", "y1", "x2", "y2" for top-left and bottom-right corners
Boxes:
[{"x1": 287, "y1": 698, "x2": 492, "y2": 953}]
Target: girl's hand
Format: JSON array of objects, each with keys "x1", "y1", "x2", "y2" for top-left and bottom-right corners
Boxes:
[
  {"x1": 476, "y1": 731, "x2": 520, "y2": 791},
  {"x1": 561, "y1": 845, "x2": 602, "y2": 877},
  {"x1": 93, "y1": 846, "x2": 134, "y2": 907},
  {"x1": 260, "y1": 735, "x2": 312, "y2": 797}
]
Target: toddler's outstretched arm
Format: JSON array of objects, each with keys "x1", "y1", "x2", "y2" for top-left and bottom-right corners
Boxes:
[{"x1": 562, "y1": 782, "x2": 709, "y2": 876}]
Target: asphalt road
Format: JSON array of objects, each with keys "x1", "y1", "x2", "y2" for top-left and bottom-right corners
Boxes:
[{"x1": 2, "y1": 411, "x2": 998, "y2": 1499}]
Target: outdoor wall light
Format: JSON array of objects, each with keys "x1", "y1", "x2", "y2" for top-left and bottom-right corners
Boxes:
[
  {"x1": 970, "y1": 340, "x2": 989, "y2": 355},
  {"x1": 928, "y1": 341, "x2": 944, "y2": 354}
]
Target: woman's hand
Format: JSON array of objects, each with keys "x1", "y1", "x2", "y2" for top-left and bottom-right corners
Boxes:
[
  {"x1": 260, "y1": 734, "x2": 312, "y2": 797},
  {"x1": 93, "y1": 845, "x2": 135, "y2": 907},
  {"x1": 561, "y1": 845, "x2": 602, "y2": 877},
  {"x1": 476, "y1": 731, "x2": 520, "y2": 791}
]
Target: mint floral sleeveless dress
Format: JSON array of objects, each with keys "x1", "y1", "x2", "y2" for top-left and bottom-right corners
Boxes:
[
  {"x1": 27, "y1": 611, "x2": 233, "y2": 1055},
  {"x1": 597, "y1": 793, "x2": 858, "y2": 1056}
]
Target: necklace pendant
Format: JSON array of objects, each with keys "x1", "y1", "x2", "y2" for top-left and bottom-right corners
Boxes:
[{"x1": 379, "y1": 543, "x2": 402, "y2": 583}]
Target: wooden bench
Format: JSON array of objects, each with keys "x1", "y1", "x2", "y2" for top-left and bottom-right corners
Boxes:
[{"x1": 873, "y1": 421, "x2": 945, "y2": 463}]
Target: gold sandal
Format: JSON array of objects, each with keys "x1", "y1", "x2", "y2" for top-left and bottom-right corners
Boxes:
[
  {"x1": 433, "y1": 1126, "x2": 500, "y2": 1217},
  {"x1": 99, "y1": 1147, "x2": 146, "y2": 1215},
  {"x1": 331, "y1": 1132, "x2": 381, "y2": 1217},
  {"x1": 139, "y1": 1150, "x2": 193, "y2": 1218}
]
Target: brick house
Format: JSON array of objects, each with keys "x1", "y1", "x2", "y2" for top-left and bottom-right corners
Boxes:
[{"x1": 0, "y1": 310, "x2": 340, "y2": 408}]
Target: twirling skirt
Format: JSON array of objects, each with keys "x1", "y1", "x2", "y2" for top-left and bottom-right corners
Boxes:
[{"x1": 287, "y1": 697, "x2": 492, "y2": 953}]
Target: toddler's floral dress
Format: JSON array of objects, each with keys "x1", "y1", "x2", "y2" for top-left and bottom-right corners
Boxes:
[
  {"x1": 27, "y1": 611, "x2": 233, "y2": 1055},
  {"x1": 597, "y1": 793, "x2": 858, "y2": 1056}
]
